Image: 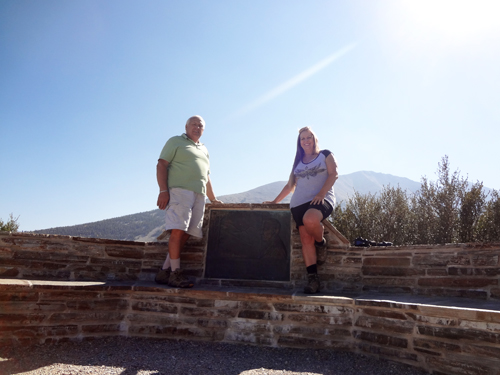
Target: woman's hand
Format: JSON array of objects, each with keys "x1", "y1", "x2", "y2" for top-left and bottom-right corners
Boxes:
[{"x1": 310, "y1": 193, "x2": 326, "y2": 205}]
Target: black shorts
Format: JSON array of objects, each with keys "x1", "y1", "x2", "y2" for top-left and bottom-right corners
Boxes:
[{"x1": 290, "y1": 200, "x2": 333, "y2": 229}]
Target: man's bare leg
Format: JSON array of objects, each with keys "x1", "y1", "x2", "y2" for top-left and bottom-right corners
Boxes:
[{"x1": 168, "y1": 229, "x2": 189, "y2": 271}]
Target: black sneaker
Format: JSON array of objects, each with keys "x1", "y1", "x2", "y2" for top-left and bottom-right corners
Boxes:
[
  {"x1": 304, "y1": 273, "x2": 320, "y2": 294},
  {"x1": 168, "y1": 268, "x2": 194, "y2": 288},
  {"x1": 154, "y1": 267, "x2": 171, "y2": 284},
  {"x1": 315, "y1": 237, "x2": 328, "y2": 265}
]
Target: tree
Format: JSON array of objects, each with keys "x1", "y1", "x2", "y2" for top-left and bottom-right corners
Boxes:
[
  {"x1": 332, "y1": 155, "x2": 500, "y2": 245},
  {"x1": 0, "y1": 213, "x2": 20, "y2": 232},
  {"x1": 477, "y1": 190, "x2": 500, "y2": 242},
  {"x1": 377, "y1": 185, "x2": 414, "y2": 245},
  {"x1": 458, "y1": 181, "x2": 487, "y2": 243}
]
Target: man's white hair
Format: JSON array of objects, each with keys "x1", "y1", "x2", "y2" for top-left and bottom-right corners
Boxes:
[{"x1": 185, "y1": 115, "x2": 205, "y2": 126}]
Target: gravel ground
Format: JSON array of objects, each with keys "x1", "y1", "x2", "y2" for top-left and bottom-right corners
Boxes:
[{"x1": 0, "y1": 336, "x2": 428, "y2": 375}]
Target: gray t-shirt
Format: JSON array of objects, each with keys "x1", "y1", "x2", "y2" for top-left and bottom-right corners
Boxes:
[{"x1": 290, "y1": 150, "x2": 336, "y2": 208}]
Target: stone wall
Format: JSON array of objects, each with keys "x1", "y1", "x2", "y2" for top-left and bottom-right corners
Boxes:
[
  {"x1": 1, "y1": 202, "x2": 500, "y2": 298},
  {"x1": 1, "y1": 279, "x2": 500, "y2": 375},
  {"x1": 2, "y1": 203, "x2": 500, "y2": 374}
]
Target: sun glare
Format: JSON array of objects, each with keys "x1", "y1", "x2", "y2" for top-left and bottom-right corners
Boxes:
[{"x1": 404, "y1": 0, "x2": 500, "y2": 40}]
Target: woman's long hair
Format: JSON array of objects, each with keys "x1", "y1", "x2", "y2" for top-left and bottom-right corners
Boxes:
[{"x1": 292, "y1": 126, "x2": 320, "y2": 170}]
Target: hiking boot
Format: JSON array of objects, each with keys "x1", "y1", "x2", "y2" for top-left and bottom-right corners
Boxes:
[
  {"x1": 304, "y1": 273, "x2": 320, "y2": 294},
  {"x1": 154, "y1": 267, "x2": 171, "y2": 284},
  {"x1": 168, "y1": 268, "x2": 194, "y2": 288},
  {"x1": 315, "y1": 237, "x2": 328, "y2": 265}
]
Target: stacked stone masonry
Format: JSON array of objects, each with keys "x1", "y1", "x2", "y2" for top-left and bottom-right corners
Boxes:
[{"x1": 1, "y1": 204, "x2": 500, "y2": 374}]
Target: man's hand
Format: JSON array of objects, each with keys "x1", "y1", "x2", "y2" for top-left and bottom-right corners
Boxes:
[
  {"x1": 210, "y1": 198, "x2": 223, "y2": 204},
  {"x1": 157, "y1": 191, "x2": 170, "y2": 210}
]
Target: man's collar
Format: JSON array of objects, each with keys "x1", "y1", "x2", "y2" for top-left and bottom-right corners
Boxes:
[{"x1": 182, "y1": 133, "x2": 203, "y2": 146}]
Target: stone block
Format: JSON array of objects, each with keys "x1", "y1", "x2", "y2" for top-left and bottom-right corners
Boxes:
[
  {"x1": 36, "y1": 324, "x2": 79, "y2": 337},
  {"x1": 355, "y1": 300, "x2": 419, "y2": 311},
  {"x1": 357, "y1": 342, "x2": 418, "y2": 362},
  {"x1": 426, "y1": 268, "x2": 448, "y2": 276},
  {"x1": 127, "y1": 313, "x2": 192, "y2": 326},
  {"x1": 286, "y1": 313, "x2": 352, "y2": 326},
  {"x1": 40, "y1": 291, "x2": 101, "y2": 301},
  {"x1": 238, "y1": 301, "x2": 272, "y2": 310},
  {"x1": 181, "y1": 306, "x2": 238, "y2": 319},
  {"x1": 413, "y1": 337, "x2": 461, "y2": 352},
  {"x1": 362, "y1": 266, "x2": 423, "y2": 277},
  {"x1": 363, "y1": 258, "x2": 411, "y2": 267},
  {"x1": 475, "y1": 310, "x2": 500, "y2": 323},
  {"x1": 357, "y1": 308, "x2": 408, "y2": 320},
  {"x1": 230, "y1": 321, "x2": 271, "y2": 333},
  {"x1": 66, "y1": 299, "x2": 129, "y2": 311},
  {"x1": 417, "y1": 325, "x2": 499, "y2": 344},
  {"x1": 448, "y1": 255, "x2": 472, "y2": 266},
  {"x1": 418, "y1": 278, "x2": 497, "y2": 288},
  {"x1": 131, "y1": 301, "x2": 177, "y2": 314},
  {"x1": 0, "y1": 291, "x2": 39, "y2": 302},
  {"x1": 355, "y1": 316, "x2": 414, "y2": 334},
  {"x1": 273, "y1": 303, "x2": 351, "y2": 315},
  {"x1": 472, "y1": 255, "x2": 499, "y2": 267},
  {"x1": 196, "y1": 318, "x2": 228, "y2": 328},
  {"x1": 225, "y1": 331, "x2": 274, "y2": 345},
  {"x1": 105, "y1": 246, "x2": 144, "y2": 259},
  {"x1": 361, "y1": 277, "x2": 416, "y2": 287},
  {"x1": 405, "y1": 313, "x2": 458, "y2": 326},
  {"x1": 277, "y1": 335, "x2": 349, "y2": 348},
  {"x1": 0, "y1": 313, "x2": 46, "y2": 324},
  {"x1": 128, "y1": 325, "x2": 178, "y2": 336},
  {"x1": 89, "y1": 258, "x2": 142, "y2": 269},
  {"x1": 343, "y1": 257, "x2": 362, "y2": 265},
  {"x1": 413, "y1": 254, "x2": 455, "y2": 267},
  {"x1": 237, "y1": 310, "x2": 283, "y2": 321},
  {"x1": 81, "y1": 324, "x2": 121, "y2": 333},
  {"x1": 361, "y1": 286, "x2": 413, "y2": 294},
  {"x1": 49, "y1": 311, "x2": 125, "y2": 323},
  {"x1": 416, "y1": 288, "x2": 488, "y2": 300},
  {"x1": 427, "y1": 356, "x2": 494, "y2": 375},
  {"x1": 353, "y1": 330, "x2": 408, "y2": 348},
  {"x1": 0, "y1": 267, "x2": 19, "y2": 277}
]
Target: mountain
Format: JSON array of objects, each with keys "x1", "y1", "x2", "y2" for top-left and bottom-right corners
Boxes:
[
  {"x1": 32, "y1": 171, "x2": 421, "y2": 242},
  {"x1": 218, "y1": 171, "x2": 421, "y2": 206}
]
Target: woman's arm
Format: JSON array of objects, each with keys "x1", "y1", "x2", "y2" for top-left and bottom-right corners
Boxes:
[
  {"x1": 263, "y1": 171, "x2": 296, "y2": 204},
  {"x1": 310, "y1": 153, "x2": 338, "y2": 205}
]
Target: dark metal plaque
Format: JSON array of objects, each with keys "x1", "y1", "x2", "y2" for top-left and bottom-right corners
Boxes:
[{"x1": 205, "y1": 210, "x2": 291, "y2": 281}]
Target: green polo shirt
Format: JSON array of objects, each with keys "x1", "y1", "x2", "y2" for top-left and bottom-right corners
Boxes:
[{"x1": 159, "y1": 134, "x2": 210, "y2": 195}]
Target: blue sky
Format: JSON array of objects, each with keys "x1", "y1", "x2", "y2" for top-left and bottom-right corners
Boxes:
[{"x1": 1, "y1": 0, "x2": 499, "y2": 231}]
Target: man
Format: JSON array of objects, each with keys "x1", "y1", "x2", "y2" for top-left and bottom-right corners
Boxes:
[{"x1": 155, "y1": 115, "x2": 222, "y2": 287}]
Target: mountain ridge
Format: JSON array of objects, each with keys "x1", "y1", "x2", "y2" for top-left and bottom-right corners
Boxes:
[{"x1": 33, "y1": 171, "x2": 421, "y2": 242}]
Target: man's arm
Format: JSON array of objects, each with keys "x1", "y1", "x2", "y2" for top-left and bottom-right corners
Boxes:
[
  {"x1": 157, "y1": 159, "x2": 170, "y2": 210},
  {"x1": 206, "y1": 176, "x2": 223, "y2": 204}
]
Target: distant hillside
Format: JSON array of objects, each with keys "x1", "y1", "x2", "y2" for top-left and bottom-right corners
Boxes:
[
  {"x1": 219, "y1": 171, "x2": 421, "y2": 206},
  {"x1": 33, "y1": 171, "x2": 421, "y2": 242}
]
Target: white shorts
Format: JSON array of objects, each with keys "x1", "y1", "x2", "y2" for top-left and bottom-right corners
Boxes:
[{"x1": 164, "y1": 187, "x2": 206, "y2": 238}]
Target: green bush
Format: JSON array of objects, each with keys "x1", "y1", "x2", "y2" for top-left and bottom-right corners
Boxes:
[
  {"x1": 0, "y1": 213, "x2": 20, "y2": 232},
  {"x1": 331, "y1": 156, "x2": 500, "y2": 245}
]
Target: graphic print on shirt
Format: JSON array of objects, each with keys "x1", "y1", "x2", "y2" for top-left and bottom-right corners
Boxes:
[{"x1": 295, "y1": 164, "x2": 326, "y2": 180}]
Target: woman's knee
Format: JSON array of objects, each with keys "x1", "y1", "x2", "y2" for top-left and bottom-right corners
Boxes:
[{"x1": 302, "y1": 211, "x2": 322, "y2": 227}]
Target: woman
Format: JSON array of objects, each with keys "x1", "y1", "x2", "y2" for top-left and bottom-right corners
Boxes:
[{"x1": 264, "y1": 127, "x2": 338, "y2": 294}]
